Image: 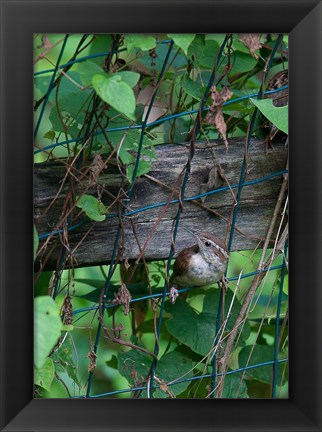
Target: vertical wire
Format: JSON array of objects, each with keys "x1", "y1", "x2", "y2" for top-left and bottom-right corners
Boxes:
[
  {"x1": 38, "y1": 35, "x2": 69, "y2": 300},
  {"x1": 272, "y1": 241, "x2": 288, "y2": 397},
  {"x1": 227, "y1": 34, "x2": 284, "y2": 253},
  {"x1": 210, "y1": 34, "x2": 284, "y2": 396},
  {"x1": 86, "y1": 35, "x2": 125, "y2": 397},
  {"x1": 86, "y1": 41, "x2": 175, "y2": 397},
  {"x1": 34, "y1": 35, "x2": 69, "y2": 140},
  {"x1": 148, "y1": 35, "x2": 231, "y2": 398},
  {"x1": 128, "y1": 40, "x2": 174, "y2": 195},
  {"x1": 36, "y1": 34, "x2": 288, "y2": 399},
  {"x1": 52, "y1": 54, "x2": 97, "y2": 302}
]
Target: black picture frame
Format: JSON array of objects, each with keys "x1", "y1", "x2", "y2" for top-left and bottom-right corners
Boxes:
[{"x1": 1, "y1": 0, "x2": 321, "y2": 431}]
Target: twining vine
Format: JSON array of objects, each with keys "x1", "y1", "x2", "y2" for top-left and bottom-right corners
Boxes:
[{"x1": 34, "y1": 33, "x2": 288, "y2": 398}]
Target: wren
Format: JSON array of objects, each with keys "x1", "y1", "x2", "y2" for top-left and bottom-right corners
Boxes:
[{"x1": 169, "y1": 231, "x2": 229, "y2": 303}]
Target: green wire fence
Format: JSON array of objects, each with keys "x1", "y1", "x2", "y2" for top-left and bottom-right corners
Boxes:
[{"x1": 34, "y1": 33, "x2": 288, "y2": 399}]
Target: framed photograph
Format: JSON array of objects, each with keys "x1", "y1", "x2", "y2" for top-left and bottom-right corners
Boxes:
[{"x1": 1, "y1": 1, "x2": 321, "y2": 431}]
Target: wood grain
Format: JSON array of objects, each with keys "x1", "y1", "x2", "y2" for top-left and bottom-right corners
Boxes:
[{"x1": 34, "y1": 138, "x2": 288, "y2": 269}]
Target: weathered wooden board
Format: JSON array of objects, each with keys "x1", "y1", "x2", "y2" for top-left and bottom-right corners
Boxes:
[{"x1": 34, "y1": 138, "x2": 288, "y2": 269}]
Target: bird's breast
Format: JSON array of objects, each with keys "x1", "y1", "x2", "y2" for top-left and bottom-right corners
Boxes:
[{"x1": 173, "y1": 253, "x2": 225, "y2": 287}]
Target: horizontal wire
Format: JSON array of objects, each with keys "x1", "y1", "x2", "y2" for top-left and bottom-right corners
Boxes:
[
  {"x1": 34, "y1": 39, "x2": 173, "y2": 77},
  {"x1": 34, "y1": 49, "x2": 126, "y2": 76},
  {"x1": 72, "y1": 358, "x2": 288, "y2": 398},
  {"x1": 38, "y1": 168, "x2": 288, "y2": 240},
  {"x1": 35, "y1": 39, "x2": 289, "y2": 399},
  {"x1": 33, "y1": 85, "x2": 288, "y2": 155},
  {"x1": 71, "y1": 263, "x2": 284, "y2": 316}
]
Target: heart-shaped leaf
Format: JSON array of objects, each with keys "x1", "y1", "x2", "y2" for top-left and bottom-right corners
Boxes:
[
  {"x1": 34, "y1": 296, "x2": 62, "y2": 368},
  {"x1": 124, "y1": 34, "x2": 156, "y2": 52},
  {"x1": 168, "y1": 34, "x2": 195, "y2": 55},
  {"x1": 92, "y1": 73, "x2": 136, "y2": 120},
  {"x1": 250, "y1": 97, "x2": 288, "y2": 134},
  {"x1": 76, "y1": 194, "x2": 108, "y2": 222}
]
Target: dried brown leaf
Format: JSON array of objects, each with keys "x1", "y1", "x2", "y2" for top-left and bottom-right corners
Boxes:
[
  {"x1": 266, "y1": 70, "x2": 289, "y2": 107},
  {"x1": 160, "y1": 383, "x2": 169, "y2": 392},
  {"x1": 112, "y1": 283, "x2": 132, "y2": 315},
  {"x1": 205, "y1": 86, "x2": 232, "y2": 150},
  {"x1": 209, "y1": 86, "x2": 233, "y2": 106},
  {"x1": 86, "y1": 350, "x2": 97, "y2": 372},
  {"x1": 89, "y1": 154, "x2": 107, "y2": 186},
  {"x1": 239, "y1": 34, "x2": 262, "y2": 59},
  {"x1": 61, "y1": 295, "x2": 73, "y2": 325},
  {"x1": 41, "y1": 35, "x2": 54, "y2": 49}
]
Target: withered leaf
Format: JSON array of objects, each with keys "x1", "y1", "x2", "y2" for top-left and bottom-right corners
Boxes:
[
  {"x1": 86, "y1": 350, "x2": 97, "y2": 373},
  {"x1": 61, "y1": 295, "x2": 73, "y2": 325},
  {"x1": 266, "y1": 70, "x2": 288, "y2": 107},
  {"x1": 112, "y1": 283, "x2": 132, "y2": 315},
  {"x1": 89, "y1": 154, "x2": 107, "y2": 186},
  {"x1": 209, "y1": 85, "x2": 233, "y2": 106},
  {"x1": 239, "y1": 34, "x2": 262, "y2": 59},
  {"x1": 205, "y1": 86, "x2": 232, "y2": 150},
  {"x1": 41, "y1": 35, "x2": 54, "y2": 49}
]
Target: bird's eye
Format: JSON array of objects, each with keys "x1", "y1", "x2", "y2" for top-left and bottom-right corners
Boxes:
[{"x1": 205, "y1": 241, "x2": 212, "y2": 247}]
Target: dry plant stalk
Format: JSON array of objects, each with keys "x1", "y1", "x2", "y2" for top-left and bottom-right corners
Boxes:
[{"x1": 215, "y1": 164, "x2": 288, "y2": 398}]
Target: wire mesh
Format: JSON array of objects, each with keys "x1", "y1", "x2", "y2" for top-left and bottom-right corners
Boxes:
[{"x1": 34, "y1": 33, "x2": 289, "y2": 399}]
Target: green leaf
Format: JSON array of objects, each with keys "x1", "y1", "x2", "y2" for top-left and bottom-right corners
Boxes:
[
  {"x1": 205, "y1": 34, "x2": 227, "y2": 45},
  {"x1": 183, "y1": 77, "x2": 204, "y2": 101},
  {"x1": 116, "y1": 71, "x2": 140, "y2": 88},
  {"x1": 222, "y1": 91, "x2": 254, "y2": 115},
  {"x1": 168, "y1": 34, "x2": 196, "y2": 55},
  {"x1": 124, "y1": 34, "x2": 156, "y2": 52},
  {"x1": 88, "y1": 35, "x2": 113, "y2": 65},
  {"x1": 154, "y1": 351, "x2": 193, "y2": 398},
  {"x1": 35, "y1": 71, "x2": 86, "y2": 103},
  {"x1": 76, "y1": 194, "x2": 108, "y2": 222},
  {"x1": 282, "y1": 274, "x2": 288, "y2": 295},
  {"x1": 165, "y1": 289, "x2": 250, "y2": 356},
  {"x1": 118, "y1": 348, "x2": 151, "y2": 391},
  {"x1": 43, "y1": 130, "x2": 56, "y2": 141},
  {"x1": 73, "y1": 277, "x2": 111, "y2": 290},
  {"x1": 118, "y1": 348, "x2": 192, "y2": 398},
  {"x1": 34, "y1": 357, "x2": 55, "y2": 391},
  {"x1": 100, "y1": 125, "x2": 155, "y2": 183},
  {"x1": 198, "y1": 40, "x2": 220, "y2": 69},
  {"x1": 131, "y1": 43, "x2": 187, "y2": 73},
  {"x1": 250, "y1": 98, "x2": 288, "y2": 134},
  {"x1": 49, "y1": 89, "x2": 91, "y2": 138},
  {"x1": 34, "y1": 296, "x2": 62, "y2": 368},
  {"x1": 165, "y1": 300, "x2": 213, "y2": 356},
  {"x1": 75, "y1": 60, "x2": 104, "y2": 86},
  {"x1": 52, "y1": 335, "x2": 80, "y2": 386},
  {"x1": 86, "y1": 70, "x2": 140, "y2": 90},
  {"x1": 34, "y1": 225, "x2": 39, "y2": 261},
  {"x1": 106, "y1": 354, "x2": 118, "y2": 369},
  {"x1": 238, "y1": 345, "x2": 287, "y2": 385},
  {"x1": 232, "y1": 38, "x2": 253, "y2": 54},
  {"x1": 187, "y1": 34, "x2": 205, "y2": 66},
  {"x1": 267, "y1": 301, "x2": 288, "y2": 324},
  {"x1": 222, "y1": 373, "x2": 249, "y2": 398},
  {"x1": 92, "y1": 73, "x2": 136, "y2": 120},
  {"x1": 126, "y1": 158, "x2": 152, "y2": 183},
  {"x1": 61, "y1": 324, "x2": 74, "y2": 332},
  {"x1": 229, "y1": 51, "x2": 258, "y2": 75},
  {"x1": 283, "y1": 35, "x2": 289, "y2": 48}
]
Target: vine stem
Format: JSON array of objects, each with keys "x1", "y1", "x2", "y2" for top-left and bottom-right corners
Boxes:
[{"x1": 215, "y1": 164, "x2": 288, "y2": 398}]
